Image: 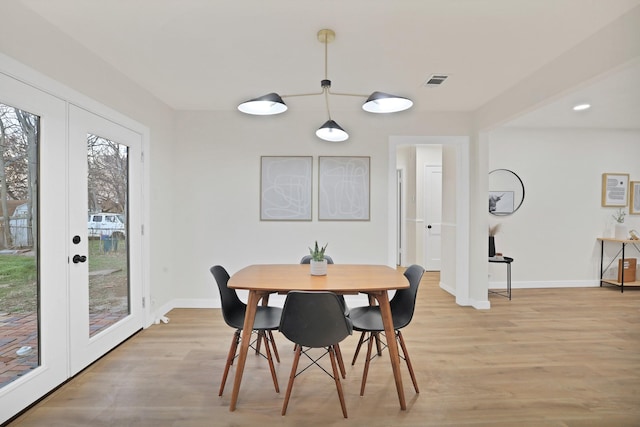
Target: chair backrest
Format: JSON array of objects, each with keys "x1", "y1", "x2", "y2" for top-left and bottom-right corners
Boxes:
[
  {"x1": 210, "y1": 265, "x2": 246, "y2": 329},
  {"x1": 389, "y1": 264, "x2": 425, "y2": 329},
  {"x1": 279, "y1": 291, "x2": 352, "y2": 348},
  {"x1": 300, "y1": 255, "x2": 334, "y2": 264}
]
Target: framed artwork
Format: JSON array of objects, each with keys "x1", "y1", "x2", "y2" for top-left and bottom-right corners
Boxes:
[
  {"x1": 601, "y1": 173, "x2": 629, "y2": 207},
  {"x1": 489, "y1": 191, "x2": 515, "y2": 215},
  {"x1": 319, "y1": 156, "x2": 370, "y2": 221},
  {"x1": 260, "y1": 156, "x2": 312, "y2": 221},
  {"x1": 630, "y1": 181, "x2": 640, "y2": 215}
]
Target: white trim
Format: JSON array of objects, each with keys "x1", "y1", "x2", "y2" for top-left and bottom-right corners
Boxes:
[
  {"x1": 389, "y1": 136, "x2": 471, "y2": 306},
  {"x1": 489, "y1": 280, "x2": 600, "y2": 289}
]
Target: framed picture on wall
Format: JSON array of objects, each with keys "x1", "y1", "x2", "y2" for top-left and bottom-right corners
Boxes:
[
  {"x1": 489, "y1": 191, "x2": 514, "y2": 215},
  {"x1": 601, "y1": 173, "x2": 629, "y2": 207},
  {"x1": 260, "y1": 156, "x2": 312, "y2": 221},
  {"x1": 630, "y1": 181, "x2": 640, "y2": 215},
  {"x1": 319, "y1": 156, "x2": 370, "y2": 220}
]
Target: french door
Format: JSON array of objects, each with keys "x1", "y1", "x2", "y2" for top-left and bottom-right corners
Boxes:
[
  {"x1": 68, "y1": 105, "x2": 144, "y2": 376},
  {"x1": 0, "y1": 72, "x2": 144, "y2": 423}
]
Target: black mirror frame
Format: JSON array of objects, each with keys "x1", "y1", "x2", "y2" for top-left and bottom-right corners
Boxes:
[{"x1": 489, "y1": 168, "x2": 525, "y2": 216}]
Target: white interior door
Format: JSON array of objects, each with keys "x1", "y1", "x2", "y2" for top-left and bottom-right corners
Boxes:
[
  {"x1": 68, "y1": 105, "x2": 144, "y2": 376},
  {"x1": 424, "y1": 165, "x2": 442, "y2": 271}
]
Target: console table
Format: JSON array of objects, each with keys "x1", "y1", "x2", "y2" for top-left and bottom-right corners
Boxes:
[
  {"x1": 597, "y1": 237, "x2": 640, "y2": 293},
  {"x1": 489, "y1": 256, "x2": 513, "y2": 300}
]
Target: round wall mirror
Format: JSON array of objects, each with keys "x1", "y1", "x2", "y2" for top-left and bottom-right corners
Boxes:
[{"x1": 489, "y1": 168, "x2": 525, "y2": 215}]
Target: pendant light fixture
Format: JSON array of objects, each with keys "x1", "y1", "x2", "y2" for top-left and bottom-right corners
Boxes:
[{"x1": 237, "y1": 29, "x2": 413, "y2": 142}]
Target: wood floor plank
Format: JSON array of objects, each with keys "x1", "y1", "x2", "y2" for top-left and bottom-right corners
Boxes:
[{"x1": 7, "y1": 272, "x2": 640, "y2": 426}]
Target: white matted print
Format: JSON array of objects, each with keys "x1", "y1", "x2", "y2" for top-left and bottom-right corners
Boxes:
[
  {"x1": 319, "y1": 156, "x2": 370, "y2": 221},
  {"x1": 601, "y1": 173, "x2": 629, "y2": 207},
  {"x1": 260, "y1": 156, "x2": 312, "y2": 220}
]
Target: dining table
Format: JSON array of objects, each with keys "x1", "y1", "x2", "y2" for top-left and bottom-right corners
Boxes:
[{"x1": 227, "y1": 263, "x2": 410, "y2": 411}]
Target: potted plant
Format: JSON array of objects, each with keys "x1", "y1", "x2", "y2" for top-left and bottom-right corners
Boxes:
[
  {"x1": 309, "y1": 241, "x2": 328, "y2": 275},
  {"x1": 613, "y1": 208, "x2": 628, "y2": 239}
]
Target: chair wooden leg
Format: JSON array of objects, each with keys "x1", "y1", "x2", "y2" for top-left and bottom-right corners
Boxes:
[
  {"x1": 267, "y1": 330, "x2": 280, "y2": 363},
  {"x1": 360, "y1": 332, "x2": 374, "y2": 396},
  {"x1": 262, "y1": 330, "x2": 279, "y2": 393},
  {"x1": 329, "y1": 345, "x2": 348, "y2": 418},
  {"x1": 219, "y1": 330, "x2": 240, "y2": 396},
  {"x1": 397, "y1": 331, "x2": 419, "y2": 393},
  {"x1": 351, "y1": 331, "x2": 366, "y2": 365},
  {"x1": 334, "y1": 343, "x2": 347, "y2": 379},
  {"x1": 282, "y1": 345, "x2": 302, "y2": 415}
]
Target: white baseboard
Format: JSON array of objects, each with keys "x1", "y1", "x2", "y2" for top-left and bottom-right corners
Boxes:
[{"x1": 489, "y1": 279, "x2": 599, "y2": 289}]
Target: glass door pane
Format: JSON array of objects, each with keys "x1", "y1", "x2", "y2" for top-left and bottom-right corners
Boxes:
[
  {"x1": 0, "y1": 103, "x2": 39, "y2": 387},
  {"x1": 87, "y1": 135, "x2": 129, "y2": 337}
]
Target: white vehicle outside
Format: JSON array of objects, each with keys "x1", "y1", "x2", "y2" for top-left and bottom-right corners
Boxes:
[{"x1": 87, "y1": 213, "x2": 126, "y2": 238}]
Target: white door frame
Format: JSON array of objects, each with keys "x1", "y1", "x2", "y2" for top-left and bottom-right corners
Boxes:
[{"x1": 388, "y1": 136, "x2": 470, "y2": 306}]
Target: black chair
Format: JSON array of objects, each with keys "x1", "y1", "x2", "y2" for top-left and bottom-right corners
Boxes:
[
  {"x1": 349, "y1": 264, "x2": 425, "y2": 396},
  {"x1": 210, "y1": 265, "x2": 282, "y2": 396},
  {"x1": 279, "y1": 291, "x2": 353, "y2": 418},
  {"x1": 299, "y1": 254, "x2": 348, "y2": 378},
  {"x1": 300, "y1": 255, "x2": 347, "y2": 317}
]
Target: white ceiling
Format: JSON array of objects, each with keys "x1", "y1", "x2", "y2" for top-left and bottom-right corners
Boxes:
[{"x1": 19, "y1": 0, "x2": 640, "y2": 129}]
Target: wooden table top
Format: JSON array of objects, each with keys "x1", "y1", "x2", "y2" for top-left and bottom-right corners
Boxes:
[
  {"x1": 597, "y1": 237, "x2": 640, "y2": 243},
  {"x1": 228, "y1": 264, "x2": 408, "y2": 294}
]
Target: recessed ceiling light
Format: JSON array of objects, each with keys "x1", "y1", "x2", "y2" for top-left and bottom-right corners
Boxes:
[{"x1": 572, "y1": 103, "x2": 591, "y2": 111}]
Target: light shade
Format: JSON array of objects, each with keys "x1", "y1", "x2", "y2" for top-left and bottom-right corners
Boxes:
[
  {"x1": 362, "y1": 91, "x2": 413, "y2": 113},
  {"x1": 316, "y1": 120, "x2": 349, "y2": 142},
  {"x1": 238, "y1": 92, "x2": 288, "y2": 115}
]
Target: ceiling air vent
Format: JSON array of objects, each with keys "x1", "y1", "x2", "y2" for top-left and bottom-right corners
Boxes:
[{"x1": 424, "y1": 74, "x2": 449, "y2": 87}]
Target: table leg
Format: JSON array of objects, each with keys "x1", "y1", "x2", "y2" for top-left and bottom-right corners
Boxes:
[
  {"x1": 229, "y1": 290, "x2": 260, "y2": 411},
  {"x1": 373, "y1": 291, "x2": 407, "y2": 410}
]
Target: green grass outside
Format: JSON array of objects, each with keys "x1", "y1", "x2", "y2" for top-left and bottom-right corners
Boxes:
[{"x1": 0, "y1": 238, "x2": 127, "y2": 314}]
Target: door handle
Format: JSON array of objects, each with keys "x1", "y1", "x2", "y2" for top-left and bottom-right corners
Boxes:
[
  {"x1": 427, "y1": 224, "x2": 432, "y2": 229},
  {"x1": 72, "y1": 254, "x2": 87, "y2": 264}
]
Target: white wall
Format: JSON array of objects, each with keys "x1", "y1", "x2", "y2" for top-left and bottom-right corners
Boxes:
[
  {"x1": 172, "y1": 110, "x2": 471, "y2": 307},
  {"x1": 488, "y1": 128, "x2": 640, "y2": 287}
]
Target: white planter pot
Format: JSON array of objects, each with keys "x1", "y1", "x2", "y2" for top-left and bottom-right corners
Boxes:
[
  {"x1": 615, "y1": 223, "x2": 628, "y2": 240},
  {"x1": 310, "y1": 259, "x2": 328, "y2": 276}
]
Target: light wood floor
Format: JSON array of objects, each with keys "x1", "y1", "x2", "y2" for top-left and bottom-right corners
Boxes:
[{"x1": 7, "y1": 273, "x2": 640, "y2": 426}]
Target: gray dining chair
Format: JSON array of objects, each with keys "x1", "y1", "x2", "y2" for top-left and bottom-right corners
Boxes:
[
  {"x1": 349, "y1": 264, "x2": 425, "y2": 396},
  {"x1": 210, "y1": 265, "x2": 281, "y2": 396},
  {"x1": 279, "y1": 291, "x2": 353, "y2": 418}
]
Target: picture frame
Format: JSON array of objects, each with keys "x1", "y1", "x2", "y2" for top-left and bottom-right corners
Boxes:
[
  {"x1": 601, "y1": 173, "x2": 629, "y2": 207},
  {"x1": 489, "y1": 191, "x2": 515, "y2": 215},
  {"x1": 630, "y1": 181, "x2": 640, "y2": 215},
  {"x1": 260, "y1": 156, "x2": 312, "y2": 221},
  {"x1": 318, "y1": 156, "x2": 370, "y2": 221}
]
